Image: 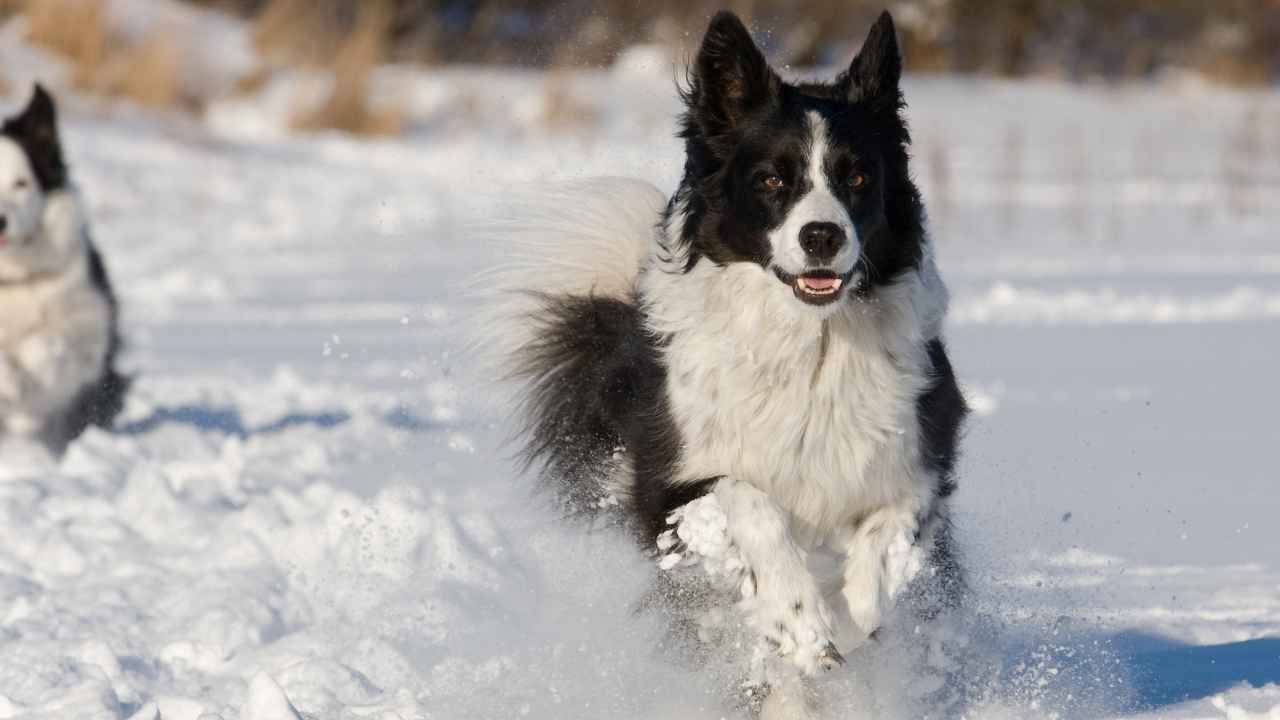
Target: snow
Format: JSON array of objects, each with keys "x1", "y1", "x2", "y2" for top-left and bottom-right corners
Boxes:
[{"x1": 1, "y1": 16, "x2": 1279, "y2": 719}]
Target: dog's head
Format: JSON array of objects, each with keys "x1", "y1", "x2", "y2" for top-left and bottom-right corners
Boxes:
[
  {"x1": 671, "y1": 11, "x2": 924, "y2": 311},
  {"x1": 0, "y1": 85, "x2": 76, "y2": 279},
  {"x1": 0, "y1": 85, "x2": 66, "y2": 248}
]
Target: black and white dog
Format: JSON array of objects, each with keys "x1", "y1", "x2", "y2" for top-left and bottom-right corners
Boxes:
[
  {"x1": 0, "y1": 86, "x2": 128, "y2": 453},
  {"x1": 487, "y1": 11, "x2": 966, "y2": 716}
]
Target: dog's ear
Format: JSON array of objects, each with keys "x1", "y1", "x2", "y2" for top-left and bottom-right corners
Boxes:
[
  {"x1": 688, "y1": 11, "x2": 778, "y2": 136},
  {"x1": 843, "y1": 11, "x2": 902, "y2": 107},
  {"x1": 3, "y1": 83, "x2": 67, "y2": 191}
]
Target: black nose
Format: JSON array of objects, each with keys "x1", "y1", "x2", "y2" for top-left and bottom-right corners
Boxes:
[
  {"x1": 0, "y1": 215, "x2": 7, "y2": 232},
  {"x1": 799, "y1": 222, "x2": 845, "y2": 262}
]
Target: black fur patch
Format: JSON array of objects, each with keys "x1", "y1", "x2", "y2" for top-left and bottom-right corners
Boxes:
[
  {"x1": 916, "y1": 338, "x2": 968, "y2": 497},
  {"x1": 912, "y1": 339, "x2": 969, "y2": 613},
  {"x1": 58, "y1": 240, "x2": 131, "y2": 448},
  {"x1": 2, "y1": 85, "x2": 68, "y2": 192},
  {"x1": 510, "y1": 291, "x2": 716, "y2": 543}
]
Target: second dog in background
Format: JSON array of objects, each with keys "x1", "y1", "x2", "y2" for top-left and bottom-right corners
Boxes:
[{"x1": 0, "y1": 85, "x2": 129, "y2": 454}]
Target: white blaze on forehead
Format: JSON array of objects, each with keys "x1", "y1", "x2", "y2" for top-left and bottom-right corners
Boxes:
[
  {"x1": 767, "y1": 111, "x2": 859, "y2": 275},
  {"x1": 806, "y1": 111, "x2": 832, "y2": 195}
]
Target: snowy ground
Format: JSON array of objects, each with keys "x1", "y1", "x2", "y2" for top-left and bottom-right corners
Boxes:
[{"x1": 1, "y1": 35, "x2": 1279, "y2": 720}]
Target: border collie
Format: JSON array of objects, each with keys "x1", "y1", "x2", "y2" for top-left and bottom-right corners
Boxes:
[
  {"x1": 485, "y1": 11, "x2": 966, "y2": 716},
  {"x1": 0, "y1": 86, "x2": 128, "y2": 453}
]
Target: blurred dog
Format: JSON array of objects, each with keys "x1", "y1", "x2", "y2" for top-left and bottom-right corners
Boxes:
[
  {"x1": 0, "y1": 85, "x2": 128, "y2": 452},
  {"x1": 487, "y1": 12, "x2": 966, "y2": 717}
]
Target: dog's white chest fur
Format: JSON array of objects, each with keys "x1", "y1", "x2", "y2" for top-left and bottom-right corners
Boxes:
[
  {"x1": 0, "y1": 190, "x2": 112, "y2": 431},
  {"x1": 0, "y1": 277, "x2": 48, "y2": 345},
  {"x1": 0, "y1": 257, "x2": 104, "y2": 347},
  {"x1": 642, "y1": 259, "x2": 944, "y2": 545}
]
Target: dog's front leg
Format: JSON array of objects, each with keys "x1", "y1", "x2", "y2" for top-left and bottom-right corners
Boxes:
[
  {"x1": 839, "y1": 497, "x2": 930, "y2": 639},
  {"x1": 715, "y1": 478, "x2": 844, "y2": 675},
  {"x1": 0, "y1": 352, "x2": 45, "y2": 434}
]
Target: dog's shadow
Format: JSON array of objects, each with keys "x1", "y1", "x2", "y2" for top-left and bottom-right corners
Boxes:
[
  {"x1": 991, "y1": 627, "x2": 1280, "y2": 714},
  {"x1": 1114, "y1": 632, "x2": 1280, "y2": 711},
  {"x1": 116, "y1": 404, "x2": 439, "y2": 438}
]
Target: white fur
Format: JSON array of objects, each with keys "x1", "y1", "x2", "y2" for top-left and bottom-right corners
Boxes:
[
  {"x1": 469, "y1": 177, "x2": 664, "y2": 371},
  {"x1": 642, "y1": 187, "x2": 950, "y2": 671},
  {"x1": 838, "y1": 500, "x2": 928, "y2": 635},
  {"x1": 766, "y1": 113, "x2": 859, "y2": 278},
  {"x1": 641, "y1": 256, "x2": 946, "y2": 543},
  {"x1": 0, "y1": 183, "x2": 112, "y2": 437}
]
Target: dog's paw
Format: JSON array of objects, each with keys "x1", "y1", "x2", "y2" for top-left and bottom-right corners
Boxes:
[
  {"x1": 658, "y1": 495, "x2": 748, "y2": 584},
  {"x1": 844, "y1": 526, "x2": 925, "y2": 636},
  {"x1": 749, "y1": 582, "x2": 843, "y2": 676},
  {"x1": 883, "y1": 528, "x2": 925, "y2": 603}
]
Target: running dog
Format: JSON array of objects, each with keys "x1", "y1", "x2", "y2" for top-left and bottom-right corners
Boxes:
[{"x1": 487, "y1": 12, "x2": 966, "y2": 717}]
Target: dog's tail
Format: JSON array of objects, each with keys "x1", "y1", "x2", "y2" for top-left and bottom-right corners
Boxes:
[
  {"x1": 471, "y1": 178, "x2": 666, "y2": 512},
  {"x1": 471, "y1": 178, "x2": 662, "y2": 362}
]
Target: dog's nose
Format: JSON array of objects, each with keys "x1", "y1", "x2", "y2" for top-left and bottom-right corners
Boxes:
[
  {"x1": 0, "y1": 215, "x2": 7, "y2": 233},
  {"x1": 799, "y1": 222, "x2": 845, "y2": 262}
]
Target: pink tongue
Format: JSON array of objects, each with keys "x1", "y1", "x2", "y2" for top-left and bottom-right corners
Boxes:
[{"x1": 801, "y1": 276, "x2": 837, "y2": 290}]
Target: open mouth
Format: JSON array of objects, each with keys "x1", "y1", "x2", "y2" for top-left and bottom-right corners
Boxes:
[{"x1": 773, "y1": 268, "x2": 852, "y2": 306}]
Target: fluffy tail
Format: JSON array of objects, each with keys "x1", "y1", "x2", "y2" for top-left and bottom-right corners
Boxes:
[{"x1": 472, "y1": 178, "x2": 666, "y2": 512}]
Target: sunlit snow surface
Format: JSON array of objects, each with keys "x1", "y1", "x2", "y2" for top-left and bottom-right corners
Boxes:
[{"x1": 1, "y1": 46, "x2": 1279, "y2": 719}]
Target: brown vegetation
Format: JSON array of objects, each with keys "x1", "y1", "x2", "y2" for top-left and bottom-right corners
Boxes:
[
  {"x1": 253, "y1": 0, "x2": 346, "y2": 66},
  {"x1": 289, "y1": 0, "x2": 404, "y2": 136},
  {"x1": 198, "y1": 0, "x2": 1280, "y2": 86},
  {"x1": 20, "y1": 0, "x2": 193, "y2": 109},
  {"x1": 537, "y1": 71, "x2": 598, "y2": 132},
  {"x1": 23, "y1": 0, "x2": 109, "y2": 89},
  {"x1": 100, "y1": 32, "x2": 185, "y2": 109}
]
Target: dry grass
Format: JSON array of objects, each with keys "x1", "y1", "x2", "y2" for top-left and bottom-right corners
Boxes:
[
  {"x1": 24, "y1": 0, "x2": 109, "y2": 89},
  {"x1": 290, "y1": 1, "x2": 404, "y2": 136},
  {"x1": 232, "y1": 64, "x2": 273, "y2": 96},
  {"x1": 253, "y1": 0, "x2": 345, "y2": 67},
  {"x1": 17, "y1": 0, "x2": 400, "y2": 127},
  {"x1": 99, "y1": 32, "x2": 185, "y2": 109},
  {"x1": 1197, "y1": 54, "x2": 1271, "y2": 88},
  {"x1": 20, "y1": 0, "x2": 194, "y2": 110}
]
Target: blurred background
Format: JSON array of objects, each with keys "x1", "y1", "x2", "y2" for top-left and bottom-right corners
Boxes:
[
  {"x1": 0, "y1": 2, "x2": 1278, "y2": 718},
  {"x1": 2, "y1": 0, "x2": 1280, "y2": 127}
]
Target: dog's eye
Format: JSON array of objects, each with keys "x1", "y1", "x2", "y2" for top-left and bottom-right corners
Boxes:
[
  {"x1": 761, "y1": 174, "x2": 784, "y2": 190},
  {"x1": 13, "y1": 179, "x2": 28, "y2": 190},
  {"x1": 848, "y1": 173, "x2": 868, "y2": 190}
]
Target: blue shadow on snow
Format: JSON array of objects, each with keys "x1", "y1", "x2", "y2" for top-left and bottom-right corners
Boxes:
[
  {"x1": 118, "y1": 405, "x2": 351, "y2": 437},
  {"x1": 1118, "y1": 634, "x2": 1280, "y2": 711},
  {"x1": 117, "y1": 404, "x2": 441, "y2": 437}
]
